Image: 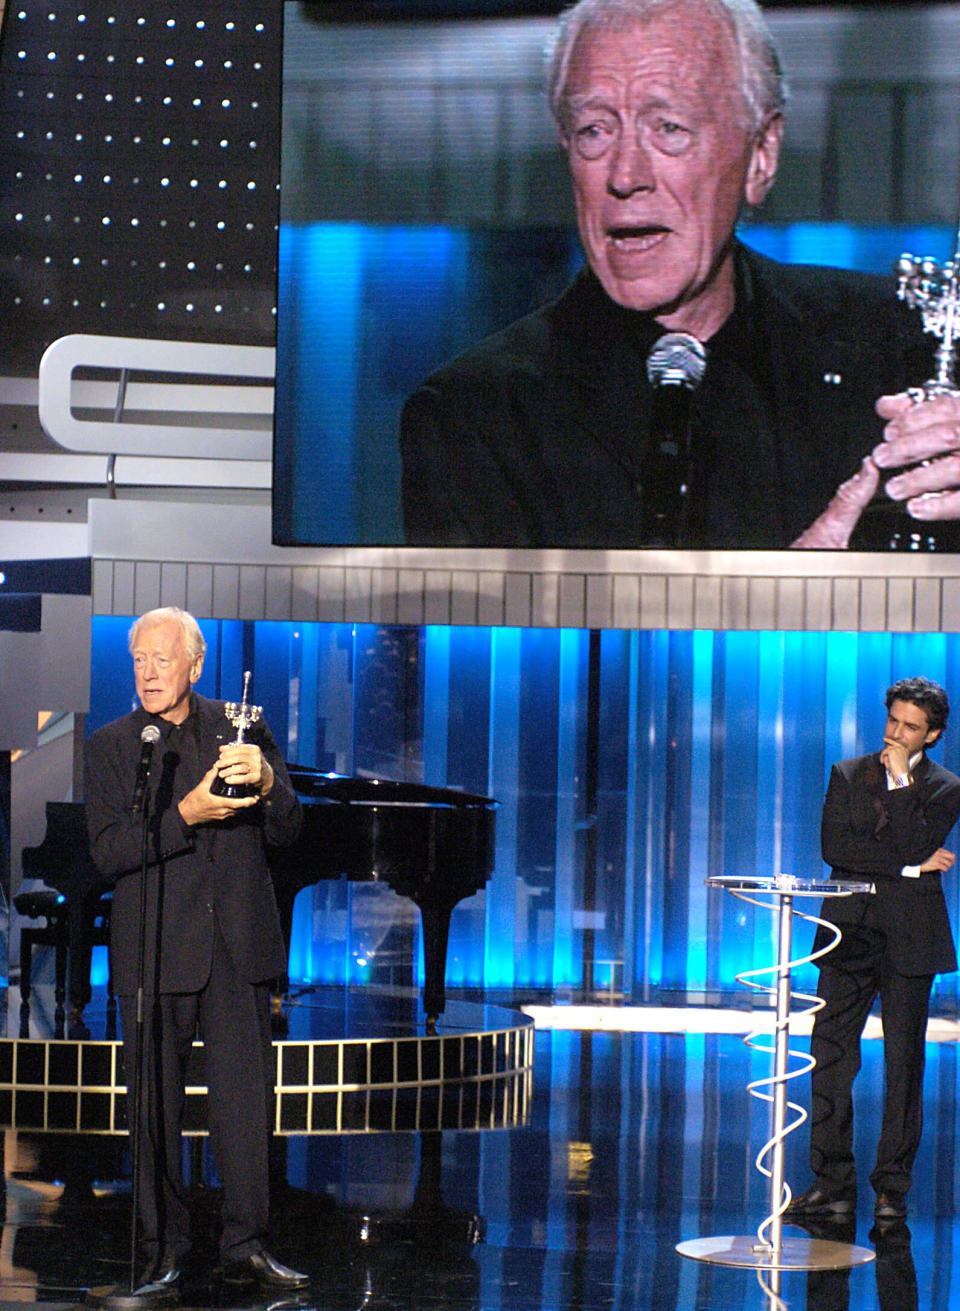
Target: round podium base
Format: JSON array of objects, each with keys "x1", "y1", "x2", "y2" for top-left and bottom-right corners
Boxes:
[{"x1": 676, "y1": 1234, "x2": 875, "y2": 1271}]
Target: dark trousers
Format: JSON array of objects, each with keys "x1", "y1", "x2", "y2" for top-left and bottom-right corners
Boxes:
[
  {"x1": 119, "y1": 923, "x2": 275, "y2": 1263},
  {"x1": 809, "y1": 926, "x2": 933, "y2": 1199}
]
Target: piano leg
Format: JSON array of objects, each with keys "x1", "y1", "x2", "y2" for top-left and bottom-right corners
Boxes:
[
  {"x1": 106, "y1": 967, "x2": 118, "y2": 1039},
  {"x1": 19, "y1": 929, "x2": 33, "y2": 1009},
  {"x1": 54, "y1": 934, "x2": 67, "y2": 1031},
  {"x1": 18, "y1": 928, "x2": 35, "y2": 1036},
  {"x1": 19, "y1": 917, "x2": 68, "y2": 1032},
  {"x1": 270, "y1": 874, "x2": 303, "y2": 1002},
  {"x1": 416, "y1": 897, "x2": 455, "y2": 1033},
  {"x1": 67, "y1": 895, "x2": 92, "y2": 1036}
]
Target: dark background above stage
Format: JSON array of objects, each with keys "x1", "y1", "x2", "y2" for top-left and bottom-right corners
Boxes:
[{"x1": 0, "y1": 2, "x2": 280, "y2": 375}]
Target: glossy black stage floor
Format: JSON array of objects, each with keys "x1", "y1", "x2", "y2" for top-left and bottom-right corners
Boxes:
[{"x1": 0, "y1": 983, "x2": 955, "y2": 1310}]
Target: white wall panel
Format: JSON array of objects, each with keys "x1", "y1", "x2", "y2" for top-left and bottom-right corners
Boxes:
[
  {"x1": 160, "y1": 563, "x2": 189, "y2": 612},
  {"x1": 802, "y1": 578, "x2": 832, "y2": 632},
  {"x1": 185, "y1": 564, "x2": 215, "y2": 621},
  {"x1": 238, "y1": 567, "x2": 268, "y2": 620},
  {"x1": 133, "y1": 562, "x2": 161, "y2": 619},
  {"x1": 860, "y1": 578, "x2": 889, "y2": 631},
  {"x1": 212, "y1": 566, "x2": 240, "y2": 621},
  {"x1": 476, "y1": 573, "x2": 504, "y2": 628},
  {"x1": 265, "y1": 568, "x2": 293, "y2": 622},
  {"x1": 79, "y1": 500, "x2": 960, "y2": 635}
]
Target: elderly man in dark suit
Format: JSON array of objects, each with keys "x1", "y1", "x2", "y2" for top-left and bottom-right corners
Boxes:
[
  {"x1": 84, "y1": 607, "x2": 308, "y2": 1295},
  {"x1": 788, "y1": 676, "x2": 960, "y2": 1222},
  {"x1": 400, "y1": 0, "x2": 960, "y2": 551}
]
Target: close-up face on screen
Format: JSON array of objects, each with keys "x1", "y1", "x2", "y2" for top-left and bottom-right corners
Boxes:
[{"x1": 272, "y1": 0, "x2": 960, "y2": 554}]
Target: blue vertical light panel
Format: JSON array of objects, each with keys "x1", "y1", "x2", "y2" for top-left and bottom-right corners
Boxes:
[
  {"x1": 627, "y1": 630, "x2": 671, "y2": 997},
  {"x1": 276, "y1": 223, "x2": 364, "y2": 544},
  {"x1": 486, "y1": 626, "x2": 522, "y2": 990},
  {"x1": 426, "y1": 625, "x2": 490, "y2": 988}
]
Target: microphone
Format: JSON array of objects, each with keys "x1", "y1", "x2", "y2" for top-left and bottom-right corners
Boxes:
[
  {"x1": 131, "y1": 723, "x2": 161, "y2": 815},
  {"x1": 642, "y1": 331, "x2": 707, "y2": 544}
]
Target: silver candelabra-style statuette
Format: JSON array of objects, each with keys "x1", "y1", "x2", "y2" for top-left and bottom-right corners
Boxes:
[
  {"x1": 211, "y1": 669, "x2": 262, "y2": 797},
  {"x1": 869, "y1": 232, "x2": 960, "y2": 551},
  {"x1": 896, "y1": 231, "x2": 960, "y2": 397}
]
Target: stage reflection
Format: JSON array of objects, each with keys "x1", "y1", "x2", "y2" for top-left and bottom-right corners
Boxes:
[{"x1": 0, "y1": 1017, "x2": 954, "y2": 1310}]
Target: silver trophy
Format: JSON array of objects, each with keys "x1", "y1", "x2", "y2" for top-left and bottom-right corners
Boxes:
[
  {"x1": 896, "y1": 222, "x2": 960, "y2": 398},
  {"x1": 869, "y1": 227, "x2": 960, "y2": 550},
  {"x1": 211, "y1": 669, "x2": 262, "y2": 797}
]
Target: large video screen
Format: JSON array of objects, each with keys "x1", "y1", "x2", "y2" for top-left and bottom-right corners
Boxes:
[{"x1": 272, "y1": 1, "x2": 959, "y2": 551}]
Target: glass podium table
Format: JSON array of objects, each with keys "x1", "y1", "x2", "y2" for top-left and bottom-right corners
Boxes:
[{"x1": 676, "y1": 874, "x2": 877, "y2": 1277}]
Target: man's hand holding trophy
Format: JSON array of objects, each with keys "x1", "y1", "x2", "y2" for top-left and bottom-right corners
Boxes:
[
  {"x1": 176, "y1": 670, "x2": 274, "y2": 827},
  {"x1": 211, "y1": 670, "x2": 273, "y2": 800}
]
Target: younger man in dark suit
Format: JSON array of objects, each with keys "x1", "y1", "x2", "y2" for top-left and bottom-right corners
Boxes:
[
  {"x1": 84, "y1": 607, "x2": 308, "y2": 1294},
  {"x1": 788, "y1": 676, "x2": 960, "y2": 1221}
]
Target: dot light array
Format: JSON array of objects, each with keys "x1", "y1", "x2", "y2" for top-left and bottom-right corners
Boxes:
[{"x1": 0, "y1": 1, "x2": 281, "y2": 373}]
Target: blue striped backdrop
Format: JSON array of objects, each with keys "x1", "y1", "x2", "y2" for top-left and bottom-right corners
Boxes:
[{"x1": 88, "y1": 620, "x2": 960, "y2": 1010}]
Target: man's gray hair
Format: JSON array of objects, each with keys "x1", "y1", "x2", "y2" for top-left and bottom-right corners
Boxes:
[
  {"x1": 128, "y1": 606, "x2": 207, "y2": 661},
  {"x1": 546, "y1": 0, "x2": 786, "y2": 134}
]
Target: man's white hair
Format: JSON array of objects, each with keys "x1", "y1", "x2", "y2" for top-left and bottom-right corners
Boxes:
[
  {"x1": 546, "y1": 0, "x2": 786, "y2": 134},
  {"x1": 128, "y1": 606, "x2": 207, "y2": 662}
]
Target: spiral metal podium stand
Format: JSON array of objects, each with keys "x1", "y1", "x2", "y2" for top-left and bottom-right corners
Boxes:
[{"x1": 676, "y1": 874, "x2": 877, "y2": 1282}]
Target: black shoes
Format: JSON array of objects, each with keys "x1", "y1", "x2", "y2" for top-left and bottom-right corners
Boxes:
[
  {"x1": 136, "y1": 1249, "x2": 182, "y2": 1292},
  {"x1": 785, "y1": 1185, "x2": 855, "y2": 1216},
  {"x1": 222, "y1": 1247, "x2": 310, "y2": 1289},
  {"x1": 786, "y1": 1183, "x2": 908, "y2": 1221},
  {"x1": 875, "y1": 1191, "x2": 907, "y2": 1219}
]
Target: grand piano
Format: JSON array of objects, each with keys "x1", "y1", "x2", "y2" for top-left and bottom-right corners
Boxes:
[
  {"x1": 20, "y1": 771, "x2": 498, "y2": 1032},
  {"x1": 272, "y1": 769, "x2": 498, "y2": 1029}
]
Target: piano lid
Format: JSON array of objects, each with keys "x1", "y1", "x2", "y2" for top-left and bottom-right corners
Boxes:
[{"x1": 286, "y1": 767, "x2": 497, "y2": 810}]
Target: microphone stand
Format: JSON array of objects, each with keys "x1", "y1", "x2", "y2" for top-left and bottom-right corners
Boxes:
[{"x1": 88, "y1": 784, "x2": 176, "y2": 1309}]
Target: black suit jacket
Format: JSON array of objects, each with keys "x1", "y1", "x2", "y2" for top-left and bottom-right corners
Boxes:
[
  {"x1": 815, "y1": 751, "x2": 960, "y2": 976},
  {"x1": 84, "y1": 694, "x2": 300, "y2": 995},
  {"x1": 400, "y1": 243, "x2": 942, "y2": 549}
]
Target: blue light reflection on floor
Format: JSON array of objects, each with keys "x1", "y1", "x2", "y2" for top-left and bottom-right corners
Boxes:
[{"x1": 11, "y1": 1012, "x2": 960, "y2": 1309}]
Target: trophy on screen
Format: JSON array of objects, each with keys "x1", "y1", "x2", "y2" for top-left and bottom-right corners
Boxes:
[
  {"x1": 864, "y1": 226, "x2": 960, "y2": 550},
  {"x1": 896, "y1": 230, "x2": 960, "y2": 398},
  {"x1": 211, "y1": 669, "x2": 262, "y2": 797}
]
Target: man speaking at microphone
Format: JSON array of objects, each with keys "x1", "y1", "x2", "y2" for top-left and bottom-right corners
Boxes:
[
  {"x1": 399, "y1": 0, "x2": 959, "y2": 551},
  {"x1": 84, "y1": 607, "x2": 307, "y2": 1295}
]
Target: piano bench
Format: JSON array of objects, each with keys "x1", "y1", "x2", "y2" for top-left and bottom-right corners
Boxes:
[
  {"x1": 14, "y1": 890, "x2": 69, "y2": 1010},
  {"x1": 14, "y1": 888, "x2": 113, "y2": 1020}
]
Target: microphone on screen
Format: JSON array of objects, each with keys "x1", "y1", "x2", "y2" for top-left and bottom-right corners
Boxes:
[{"x1": 641, "y1": 332, "x2": 708, "y2": 544}]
